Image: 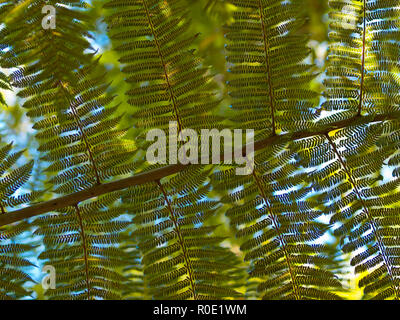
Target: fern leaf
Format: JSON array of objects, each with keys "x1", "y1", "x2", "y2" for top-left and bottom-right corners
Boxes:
[
  {"x1": 104, "y1": 0, "x2": 222, "y2": 149},
  {"x1": 34, "y1": 192, "x2": 132, "y2": 300},
  {"x1": 323, "y1": 0, "x2": 400, "y2": 119},
  {"x1": 225, "y1": 0, "x2": 319, "y2": 139},
  {"x1": 211, "y1": 143, "x2": 343, "y2": 300},
  {"x1": 125, "y1": 167, "x2": 244, "y2": 300},
  {"x1": 0, "y1": 141, "x2": 35, "y2": 299}
]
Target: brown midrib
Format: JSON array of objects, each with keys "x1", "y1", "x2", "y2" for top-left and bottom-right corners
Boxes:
[{"x1": 1, "y1": 114, "x2": 399, "y2": 227}]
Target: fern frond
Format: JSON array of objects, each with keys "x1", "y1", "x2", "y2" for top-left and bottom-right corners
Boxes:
[
  {"x1": 0, "y1": 69, "x2": 11, "y2": 106},
  {"x1": 0, "y1": 141, "x2": 36, "y2": 299},
  {"x1": 211, "y1": 142, "x2": 342, "y2": 300},
  {"x1": 125, "y1": 166, "x2": 244, "y2": 300},
  {"x1": 307, "y1": 0, "x2": 400, "y2": 299},
  {"x1": 1, "y1": 1, "x2": 135, "y2": 195},
  {"x1": 104, "y1": 0, "x2": 223, "y2": 149},
  {"x1": 295, "y1": 119, "x2": 400, "y2": 299},
  {"x1": 225, "y1": 0, "x2": 319, "y2": 139}
]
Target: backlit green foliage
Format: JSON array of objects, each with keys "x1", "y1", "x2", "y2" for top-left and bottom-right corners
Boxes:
[{"x1": 0, "y1": 0, "x2": 399, "y2": 300}]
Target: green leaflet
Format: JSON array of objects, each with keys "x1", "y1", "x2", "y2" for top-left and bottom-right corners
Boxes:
[
  {"x1": 225, "y1": 0, "x2": 320, "y2": 139},
  {"x1": 104, "y1": 0, "x2": 224, "y2": 147},
  {"x1": 0, "y1": 70, "x2": 11, "y2": 106},
  {"x1": 322, "y1": 0, "x2": 400, "y2": 120}
]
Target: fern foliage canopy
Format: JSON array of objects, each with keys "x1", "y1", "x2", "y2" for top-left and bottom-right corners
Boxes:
[{"x1": 0, "y1": 0, "x2": 399, "y2": 300}]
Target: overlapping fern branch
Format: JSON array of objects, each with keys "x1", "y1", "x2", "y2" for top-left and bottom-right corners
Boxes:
[
  {"x1": 220, "y1": 0, "x2": 343, "y2": 299},
  {"x1": 0, "y1": 142, "x2": 36, "y2": 299},
  {"x1": 225, "y1": 0, "x2": 320, "y2": 139},
  {"x1": 33, "y1": 191, "x2": 133, "y2": 300},
  {"x1": 124, "y1": 166, "x2": 244, "y2": 299},
  {"x1": 322, "y1": 0, "x2": 400, "y2": 122},
  {"x1": 0, "y1": 0, "x2": 136, "y2": 195},
  {"x1": 299, "y1": 0, "x2": 400, "y2": 299},
  {"x1": 0, "y1": 0, "x2": 138, "y2": 299},
  {"x1": 104, "y1": 0, "x2": 245, "y2": 300}
]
